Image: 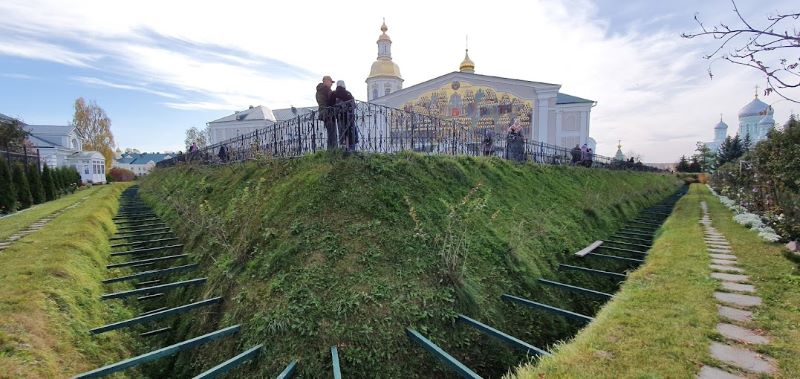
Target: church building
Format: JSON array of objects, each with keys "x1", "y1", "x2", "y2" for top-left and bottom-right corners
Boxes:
[
  {"x1": 366, "y1": 21, "x2": 597, "y2": 151},
  {"x1": 705, "y1": 89, "x2": 776, "y2": 152}
]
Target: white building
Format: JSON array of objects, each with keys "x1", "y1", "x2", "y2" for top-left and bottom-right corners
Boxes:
[
  {"x1": 366, "y1": 20, "x2": 403, "y2": 101},
  {"x1": 365, "y1": 21, "x2": 596, "y2": 151},
  {"x1": 706, "y1": 117, "x2": 729, "y2": 152},
  {"x1": 705, "y1": 91, "x2": 777, "y2": 152},
  {"x1": 24, "y1": 124, "x2": 106, "y2": 184},
  {"x1": 207, "y1": 105, "x2": 276, "y2": 145},
  {"x1": 113, "y1": 153, "x2": 173, "y2": 176},
  {"x1": 737, "y1": 93, "x2": 775, "y2": 143}
]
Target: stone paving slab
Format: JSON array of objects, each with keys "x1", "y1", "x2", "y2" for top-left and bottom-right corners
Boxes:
[
  {"x1": 717, "y1": 323, "x2": 769, "y2": 345},
  {"x1": 711, "y1": 259, "x2": 738, "y2": 266},
  {"x1": 710, "y1": 265, "x2": 745, "y2": 273},
  {"x1": 718, "y1": 305, "x2": 753, "y2": 323},
  {"x1": 721, "y1": 282, "x2": 756, "y2": 293},
  {"x1": 710, "y1": 253, "x2": 738, "y2": 260},
  {"x1": 697, "y1": 365, "x2": 746, "y2": 379},
  {"x1": 714, "y1": 292, "x2": 762, "y2": 308},
  {"x1": 709, "y1": 342, "x2": 776, "y2": 375},
  {"x1": 707, "y1": 242, "x2": 731, "y2": 248},
  {"x1": 711, "y1": 273, "x2": 750, "y2": 283},
  {"x1": 709, "y1": 248, "x2": 734, "y2": 254}
]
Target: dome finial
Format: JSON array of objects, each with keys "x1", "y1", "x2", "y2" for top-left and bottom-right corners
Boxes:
[
  {"x1": 754, "y1": 84, "x2": 759, "y2": 99},
  {"x1": 381, "y1": 18, "x2": 388, "y2": 33},
  {"x1": 459, "y1": 35, "x2": 475, "y2": 73}
]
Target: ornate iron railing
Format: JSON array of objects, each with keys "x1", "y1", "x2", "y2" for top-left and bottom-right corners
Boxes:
[{"x1": 159, "y1": 101, "x2": 659, "y2": 172}]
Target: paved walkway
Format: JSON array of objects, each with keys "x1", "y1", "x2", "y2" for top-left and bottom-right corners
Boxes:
[
  {"x1": 697, "y1": 201, "x2": 777, "y2": 378},
  {"x1": 0, "y1": 197, "x2": 88, "y2": 252}
]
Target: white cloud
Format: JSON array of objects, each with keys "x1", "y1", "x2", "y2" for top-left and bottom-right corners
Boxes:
[
  {"x1": 0, "y1": 0, "x2": 797, "y2": 160},
  {"x1": 71, "y1": 76, "x2": 181, "y2": 99}
]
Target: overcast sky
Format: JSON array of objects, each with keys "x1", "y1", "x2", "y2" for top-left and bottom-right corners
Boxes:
[{"x1": 0, "y1": 0, "x2": 797, "y2": 161}]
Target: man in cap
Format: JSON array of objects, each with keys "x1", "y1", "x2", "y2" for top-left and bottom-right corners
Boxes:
[{"x1": 316, "y1": 75, "x2": 337, "y2": 149}]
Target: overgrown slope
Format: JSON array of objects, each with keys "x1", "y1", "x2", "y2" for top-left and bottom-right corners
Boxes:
[{"x1": 139, "y1": 152, "x2": 680, "y2": 378}]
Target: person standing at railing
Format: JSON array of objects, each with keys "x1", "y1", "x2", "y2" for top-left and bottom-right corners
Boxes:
[
  {"x1": 189, "y1": 142, "x2": 199, "y2": 162},
  {"x1": 332, "y1": 80, "x2": 358, "y2": 152},
  {"x1": 585, "y1": 148, "x2": 594, "y2": 168},
  {"x1": 505, "y1": 118, "x2": 525, "y2": 162},
  {"x1": 316, "y1": 75, "x2": 337, "y2": 150},
  {"x1": 570, "y1": 144, "x2": 581, "y2": 166},
  {"x1": 481, "y1": 128, "x2": 494, "y2": 156}
]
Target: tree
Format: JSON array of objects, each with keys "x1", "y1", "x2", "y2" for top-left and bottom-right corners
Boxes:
[
  {"x1": 185, "y1": 126, "x2": 209, "y2": 150},
  {"x1": 717, "y1": 134, "x2": 745, "y2": 166},
  {"x1": 41, "y1": 163, "x2": 56, "y2": 201},
  {"x1": 72, "y1": 97, "x2": 115, "y2": 173},
  {"x1": 0, "y1": 159, "x2": 16, "y2": 213},
  {"x1": 11, "y1": 163, "x2": 32, "y2": 209},
  {"x1": 26, "y1": 164, "x2": 45, "y2": 204},
  {"x1": 742, "y1": 133, "x2": 752, "y2": 153},
  {"x1": 693, "y1": 142, "x2": 716, "y2": 172},
  {"x1": 682, "y1": 0, "x2": 800, "y2": 103},
  {"x1": 0, "y1": 117, "x2": 30, "y2": 152},
  {"x1": 676, "y1": 155, "x2": 691, "y2": 172},
  {"x1": 688, "y1": 156, "x2": 703, "y2": 172}
]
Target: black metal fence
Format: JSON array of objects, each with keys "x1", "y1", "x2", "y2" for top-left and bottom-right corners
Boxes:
[
  {"x1": 1, "y1": 147, "x2": 40, "y2": 168},
  {"x1": 159, "y1": 101, "x2": 659, "y2": 172}
]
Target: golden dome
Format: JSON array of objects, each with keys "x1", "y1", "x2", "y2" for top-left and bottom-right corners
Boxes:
[
  {"x1": 459, "y1": 49, "x2": 475, "y2": 73},
  {"x1": 368, "y1": 59, "x2": 402, "y2": 79}
]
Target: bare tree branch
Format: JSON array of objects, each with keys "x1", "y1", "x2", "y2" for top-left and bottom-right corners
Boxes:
[{"x1": 683, "y1": 0, "x2": 800, "y2": 102}]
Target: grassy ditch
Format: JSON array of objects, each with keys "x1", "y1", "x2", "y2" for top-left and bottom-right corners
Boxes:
[
  {"x1": 140, "y1": 152, "x2": 680, "y2": 378},
  {"x1": 511, "y1": 183, "x2": 800, "y2": 378},
  {"x1": 510, "y1": 183, "x2": 717, "y2": 378},
  {"x1": 0, "y1": 183, "x2": 140, "y2": 379}
]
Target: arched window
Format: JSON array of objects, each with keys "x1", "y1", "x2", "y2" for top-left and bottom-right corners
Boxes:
[
  {"x1": 385, "y1": 85, "x2": 391, "y2": 96},
  {"x1": 372, "y1": 88, "x2": 378, "y2": 100}
]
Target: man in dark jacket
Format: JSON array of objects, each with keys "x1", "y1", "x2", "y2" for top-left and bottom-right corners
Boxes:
[
  {"x1": 316, "y1": 75, "x2": 336, "y2": 150},
  {"x1": 331, "y1": 80, "x2": 358, "y2": 152}
]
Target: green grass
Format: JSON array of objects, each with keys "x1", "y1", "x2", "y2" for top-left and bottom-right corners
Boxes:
[
  {"x1": 704, "y1": 187, "x2": 800, "y2": 378},
  {"x1": 0, "y1": 183, "x2": 140, "y2": 379},
  {"x1": 0, "y1": 186, "x2": 103, "y2": 241},
  {"x1": 139, "y1": 152, "x2": 681, "y2": 378},
  {"x1": 510, "y1": 183, "x2": 800, "y2": 378},
  {"x1": 510, "y1": 183, "x2": 718, "y2": 378}
]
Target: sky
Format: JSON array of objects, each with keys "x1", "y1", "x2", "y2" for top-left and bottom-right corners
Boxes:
[{"x1": 0, "y1": 0, "x2": 797, "y2": 162}]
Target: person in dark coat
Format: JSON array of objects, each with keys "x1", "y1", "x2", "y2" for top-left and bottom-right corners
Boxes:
[
  {"x1": 316, "y1": 75, "x2": 336, "y2": 150},
  {"x1": 331, "y1": 80, "x2": 358, "y2": 152},
  {"x1": 586, "y1": 148, "x2": 594, "y2": 168},
  {"x1": 482, "y1": 128, "x2": 495, "y2": 156},
  {"x1": 218, "y1": 144, "x2": 228, "y2": 163},
  {"x1": 570, "y1": 144, "x2": 581, "y2": 165},
  {"x1": 505, "y1": 118, "x2": 525, "y2": 162}
]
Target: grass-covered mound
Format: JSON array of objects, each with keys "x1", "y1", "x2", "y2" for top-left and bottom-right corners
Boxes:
[{"x1": 139, "y1": 152, "x2": 680, "y2": 378}]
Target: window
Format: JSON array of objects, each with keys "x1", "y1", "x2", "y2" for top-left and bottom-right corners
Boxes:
[
  {"x1": 385, "y1": 86, "x2": 391, "y2": 96},
  {"x1": 372, "y1": 88, "x2": 378, "y2": 100},
  {"x1": 84, "y1": 164, "x2": 89, "y2": 175}
]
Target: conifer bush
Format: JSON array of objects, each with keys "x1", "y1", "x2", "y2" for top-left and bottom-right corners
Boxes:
[
  {"x1": 0, "y1": 158, "x2": 16, "y2": 213},
  {"x1": 11, "y1": 163, "x2": 33, "y2": 209},
  {"x1": 26, "y1": 164, "x2": 45, "y2": 204},
  {"x1": 41, "y1": 164, "x2": 56, "y2": 201}
]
